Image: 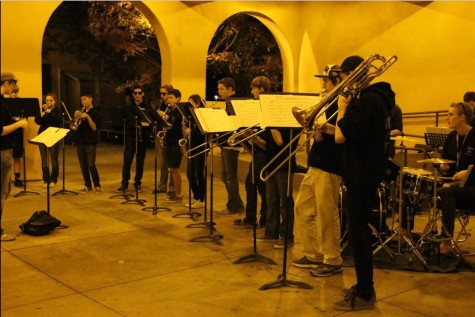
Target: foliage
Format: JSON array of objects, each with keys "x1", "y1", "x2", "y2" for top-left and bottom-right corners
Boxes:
[{"x1": 206, "y1": 14, "x2": 283, "y2": 99}]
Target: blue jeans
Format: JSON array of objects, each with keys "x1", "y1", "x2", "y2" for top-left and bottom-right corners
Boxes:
[
  {"x1": 221, "y1": 148, "x2": 244, "y2": 212},
  {"x1": 265, "y1": 170, "x2": 294, "y2": 241},
  {"x1": 39, "y1": 143, "x2": 60, "y2": 183},
  {"x1": 77, "y1": 145, "x2": 100, "y2": 188},
  {"x1": 1, "y1": 149, "x2": 13, "y2": 234}
]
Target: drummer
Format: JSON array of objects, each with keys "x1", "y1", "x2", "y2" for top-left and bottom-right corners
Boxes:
[{"x1": 439, "y1": 102, "x2": 475, "y2": 254}]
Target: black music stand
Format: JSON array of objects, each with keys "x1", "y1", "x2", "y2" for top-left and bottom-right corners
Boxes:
[
  {"x1": 234, "y1": 136, "x2": 276, "y2": 265},
  {"x1": 53, "y1": 102, "x2": 78, "y2": 196},
  {"x1": 424, "y1": 132, "x2": 449, "y2": 155},
  {"x1": 259, "y1": 129, "x2": 312, "y2": 290},
  {"x1": 3, "y1": 98, "x2": 41, "y2": 197},
  {"x1": 142, "y1": 111, "x2": 171, "y2": 215},
  {"x1": 109, "y1": 107, "x2": 133, "y2": 200},
  {"x1": 173, "y1": 102, "x2": 201, "y2": 220},
  {"x1": 190, "y1": 135, "x2": 223, "y2": 245},
  {"x1": 29, "y1": 127, "x2": 69, "y2": 215},
  {"x1": 122, "y1": 116, "x2": 147, "y2": 206}
]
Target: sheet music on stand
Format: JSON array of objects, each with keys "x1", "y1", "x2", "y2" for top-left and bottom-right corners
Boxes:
[
  {"x1": 29, "y1": 127, "x2": 69, "y2": 148},
  {"x1": 424, "y1": 127, "x2": 452, "y2": 149},
  {"x1": 259, "y1": 92, "x2": 320, "y2": 128},
  {"x1": 191, "y1": 108, "x2": 240, "y2": 134},
  {"x1": 229, "y1": 98, "x2": 262, "y2": 128}
]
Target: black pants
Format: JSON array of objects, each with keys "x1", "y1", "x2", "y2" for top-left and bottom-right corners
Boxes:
[
  {"x1": 345, "y1": 184, "x2": 378, "y2": 300},
  {"x1": 77, "y1": 144, "x2": 100, "y2": 188},
  {"x1": 187, "y1": 153, "x2": 206, "y2": 201},
  {"x1": 122, "y1": 135, "x2": 147, "y2": 186},
  {"x1": 440, "y1": 183, "x2": 475, "y2": 237},
  {"x1": 244, "y1": 153, "x2": 267, "y2": 224}
]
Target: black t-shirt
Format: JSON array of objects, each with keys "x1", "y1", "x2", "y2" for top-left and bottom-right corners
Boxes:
[
  {"x1": 442, "y1": 128, "x2": 475, "y2": 175},
  {"x1": 35, "y1": 107, "x2": 62, "y2": 134},
  {"x1": 0, "y1": 96, "x2": 16, "y2": 150},
  {"x1": 164, "y1": 106, "x2": 183, "y2": 146},
  {"x1": 122, "y1": 101, "x2": 159, "y2": 137},
  {"x1": 74, "y1": 107, "x2": 102, "y2": 145},
  {"x1": 307, "y1": 101, "x2": 342, "y2": 175}
]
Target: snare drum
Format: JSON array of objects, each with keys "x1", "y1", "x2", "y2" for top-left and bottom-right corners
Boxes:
[
  {"x1": 402, "y1": 167, "x2": 432, "y2": 196},
  {"x1": 418, "y1": 175, "x2": 452, "y2": 198}
]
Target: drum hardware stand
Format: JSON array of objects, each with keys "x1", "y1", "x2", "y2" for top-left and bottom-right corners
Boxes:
[
  {"x1": 173, "y1": 114, "x2": 200, "y2": 220},
  {"x1": 369, "y1": 186, "x2": 395, "y2": 260},
  {"x1": 110, "y1": 119, "x2": 133, "y2": 200},
  {"x1": 142, "y1": 122, "x2": 171, "y2": 215},
  {"x1": 373, "y1": 146, "x2": 428, "y2": 269},
  {"x1": 53, "y1": 106, "x2": 78, "y2": 196},
  {"x1": 122, "y1": 116, "x2": 146, "y2": 206},
  {"x1": 190, "y1": 135, "x2": 223, "y2": 245},
  {"x1": 235, "y1": 138, "x2": 276, "y2": 265},
  {"x1": 260, "y1": 130, "x2": 312, "y2": 290}
]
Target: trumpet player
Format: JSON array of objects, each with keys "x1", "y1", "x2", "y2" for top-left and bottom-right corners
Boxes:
[
  {"x1": 292, "y1": 65, "x2": 344, "y2": 276},
  {"x1": 333, "y1": 55, "x2": 395, "y2": 311},
  {"x1": 74, "y1": 93, "x2": 102, "y2": 194},
  {"x1": 34, "y1": 93, "x2": 62, "y2": 187},
  {"x1": 116, "y1": 85, "x2": 156, "y2": 193},
  {"x1": 158, "y1": 89, "x2": 184, "y2": 202}
]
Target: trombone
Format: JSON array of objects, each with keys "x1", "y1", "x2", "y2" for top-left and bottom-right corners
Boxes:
[
  {"x1": 226, "y1": 122, "x2": 264, "y2": 146},
  {"x1": 185, "y1": 129, "x2": 235, "y2": 158},
  {"x1": 259, "y1": 54, "x2": 398, "y2": 182}
]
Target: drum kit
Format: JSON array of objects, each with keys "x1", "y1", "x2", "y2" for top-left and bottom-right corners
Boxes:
[{"x1": 365, "y1": 137, "x2": 455, "y2": 268}]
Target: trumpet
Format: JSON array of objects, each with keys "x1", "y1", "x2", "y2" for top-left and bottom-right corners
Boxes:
[
  {"x1": 260, "y1": 54, "x2": 398, "y2": 182},
  {"x1": 70, "y1": 105, "x2": 86, "y2": 131}
]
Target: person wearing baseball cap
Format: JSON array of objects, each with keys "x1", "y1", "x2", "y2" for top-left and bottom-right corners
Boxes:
[
  {"x1": 333, "y1": 56, "x2": 396, "y2": 311},
  {"x1": 1, "y1": 71, "x2": 28, "y2": 241}
]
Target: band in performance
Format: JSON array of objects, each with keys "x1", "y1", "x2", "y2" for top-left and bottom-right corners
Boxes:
[{"x1": 1, "y1": 55, "x2": 475, "y2": 312}]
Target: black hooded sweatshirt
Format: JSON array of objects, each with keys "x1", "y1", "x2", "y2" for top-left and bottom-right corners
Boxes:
[{"x1": 337, "y1": 82, "x2": 395, "y2": 189}]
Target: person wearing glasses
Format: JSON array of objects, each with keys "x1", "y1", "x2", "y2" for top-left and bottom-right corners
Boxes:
[
  {"x1": 155, "y1": 84, "x2": 175, "y2": 195},
  {"x1": 438, "y1": 102, "x2": 475, "y2": 254},
  {"x1": 1, "y1": 71, "x2": 28, "y2": 241},
  {"x1": 117, "y1": 85, "x2": 155, "y2": 193}
]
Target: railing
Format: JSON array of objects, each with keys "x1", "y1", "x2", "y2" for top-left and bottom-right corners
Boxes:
[{"x1": 402, "y1": 110, "x2": 447, "y2": 127}]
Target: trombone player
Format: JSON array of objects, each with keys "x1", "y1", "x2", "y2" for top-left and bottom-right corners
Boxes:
[
  {"x1": 292, "y1": 65, "x2": 344, "y2": 277},
  {"x1": 332, "y1": 55, "x2": 396, "y2": 311}
]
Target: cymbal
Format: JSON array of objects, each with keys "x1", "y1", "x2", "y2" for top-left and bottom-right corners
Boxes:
[
  {"x1": 416, "y1": 158, "x2": 455, "y2": 164},
  {"x1": 390, "y1": 136, "x2": 420, "y2": 143}
]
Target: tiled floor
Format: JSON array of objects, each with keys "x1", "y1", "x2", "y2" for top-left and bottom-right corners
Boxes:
[{"x1": 1, "y1": 143, "x2": 474, "y2": 316}]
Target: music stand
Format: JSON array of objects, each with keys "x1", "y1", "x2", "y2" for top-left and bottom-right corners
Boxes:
[
  {"x1": 259, "y1": 129, "x2": 312, "y2": 290},
  {"x1": 53, "y1": 102, "x2": 78, "y2": 196},
  {"x1": 141, "y1": 109, "x2": 171, "y2": 215},
  {"x1": 3, "y1": 98, "x2": 41, "y2": 197},
  {"x1": 173, "y1": 102, "x2": 201, "y2": 220},
  {"x1": 108, "y1": 107, "x2": 133, "y2": 200},
  {"x1": 234, "y1": 136, "x2": 276, "y2": 265},
  {"x1": 29, "y1": 127, "x2": 69, "y2": 215}
]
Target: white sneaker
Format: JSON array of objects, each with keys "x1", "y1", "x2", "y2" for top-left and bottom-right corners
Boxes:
[
  {"x1": 191, "y1": 200, "x2": 204, "y2": 209},
  {"x1": 50, "y1": 182, "x2": 56, "y2": 188},
  {"x1": 43, "y1": 182, "x2": 48, "y2": 188},
  {"x1": 185, "y1": 199, "x2": 199, "y2": 207},
  {"x1": 95, "y1": 187, "x2": 102, "y2": 195}
]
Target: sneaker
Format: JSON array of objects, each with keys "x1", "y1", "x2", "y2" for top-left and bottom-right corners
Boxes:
[
  {"x1": 80, "y1": 187, "x2": 92, "y2": 193},
  {"x1": 134, "y1": 184, "x2": 143, "y2": 193},
  {"x1": 256, "y1": 235, "x2": 279, "y2": 242},
  {"x1": 153, "y1": 188, "x2": 166, "y2": 194},
  {"x1": 274, "y1": 239, "x2": 294, "y2": 249},
  {"x1": 14, "y1": 179, "x2": 23, "y2": 187},
  {"x1": 50, "y1": 182, "x2": 56, "y2": 188},
  {"x1": 341, "y1": 285, "x2": 377, "y2": 302},
  {"x1": 166, "y1": 194, "x2": 183, "y2": 202},
  {"x1": 167, "y1": 191, "x2": 176, "y2": 197},
  {"x1": 310, "y1": 263, "x2": 343, "y2": 277},
  {"x1": 116, "y1": 185, "x2": 128, "y2": 193},
  {"x1": 94, "y1": 187, "x2": 102, "y2": 195},
  {"x1": 191, "y1": 200, "x2": 204, "y2": 209},
  {"x1": 1, "y1": 233, "x2": 16, "y2": 242},
  {"x1": 215, "y1": 208, "x2": 238, "y2": 217},
  {"x1": 43, "y1": 182, "x2": 48, "y2": 188},
  {"x1": 333, "y1": 288, "x2": 375, "y2": 311},
  {"x1": 233, "y1": 218, "x2": 253, "y2": 226},
  {"x1": 185, "y1": 199, "x2": 199, "y2": 207},
  {"x1": 292, "y1": 256, "x2": 321, "y2": 269}
]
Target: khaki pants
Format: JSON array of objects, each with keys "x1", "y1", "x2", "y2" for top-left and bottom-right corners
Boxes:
[{"x1": 295, "y1": 167, "x2": 342, "y2": 265}]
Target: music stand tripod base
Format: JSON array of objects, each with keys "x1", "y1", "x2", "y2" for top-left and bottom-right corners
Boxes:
[
  {"x1": 259, "y1": 275, "x2": 313, "y2": 291},
  {"x1": 53, "y1": 189, "x2": 78, "y2": 196},
  {"x1": 189, "y1": 233, "x2": 223, "y2": 246},
  {"x1": 142, "y1": 205, "x2": 171, "y2": 215},
  {"x1": 234, "y1": 252, "x2": 276, "y2": 265},
  {"x1": 14, "y1": 189, "x2": 40, "y2": 198},
  {"x1": 110, "y1": 192, "x2": 133, "y2": 200},
  {"x1": 173, "y1": 210, "x2": 201, "y2": 220}
]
